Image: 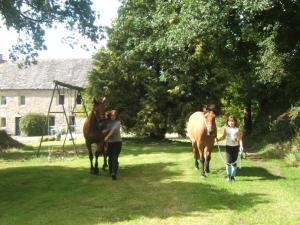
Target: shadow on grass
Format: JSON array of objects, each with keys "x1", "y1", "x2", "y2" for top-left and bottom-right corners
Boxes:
[
  {"x1": 0, "y1": 145, "x2": 36, "y2": 161},
  {"x1": 0, "y1": 143, "x2": 84, "y2": 161},
  {"x1": 0, "y1": 162, "x2": 268, "y2": 225},
  {"x1": 214, "y1": 166, "x2": 284, "y2": 181},
  {"x1": 0, "y1": 138, "x2": 193, "y2": 161},
  {"x1": 238, "y1": 166, "x2": 285, "y2": 180}
]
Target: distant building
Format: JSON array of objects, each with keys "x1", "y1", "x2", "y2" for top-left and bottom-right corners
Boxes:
[
  {"x1": 0, "y1": 54, "x2": 7, "y2": 64},
  {"x1": 0, "y1": 58, "x2": 92, "y2": 135}
]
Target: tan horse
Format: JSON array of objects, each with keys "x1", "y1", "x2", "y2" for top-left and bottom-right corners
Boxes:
[{"x1": 187, "y1": 111, "x2": 217, "y2": 177}]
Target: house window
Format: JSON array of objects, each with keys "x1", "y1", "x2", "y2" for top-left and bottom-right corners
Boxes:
[
  {"x1": 59, "y1": 95, "x2": 65, "y2": 105},
  {"x1": 76, "y1": 94, "x2": 82, "y2": 105},
  {"x1": 0, "y1": 117, "x2": 6, "y2": 128},
  {"x1": 48, "y1": 116, "x2": 55, "y2": 127},
  {"x1": 1, "y1": 96, "x2": 7, "y2": 105},
  {"x1": 19, "y1": 96, "x2": 26, "y2": 105}
]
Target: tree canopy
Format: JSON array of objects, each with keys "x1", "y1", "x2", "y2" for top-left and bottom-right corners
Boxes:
[
  {"x1": 0, "y1": 0, "x2": 103, "y2": 65},
  {"x1": 87, "y1": 0, "x2": 300, "y2": 138}
]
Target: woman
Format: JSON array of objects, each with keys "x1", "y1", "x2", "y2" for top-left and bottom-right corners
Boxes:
[{"x1": 104, "y1": 110, "x2": 122, "y2": 180}]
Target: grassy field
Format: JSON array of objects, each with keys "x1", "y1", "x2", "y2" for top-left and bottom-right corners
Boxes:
[{"x1": 0, "y1": 137, "x2": 300, "y2": 225}]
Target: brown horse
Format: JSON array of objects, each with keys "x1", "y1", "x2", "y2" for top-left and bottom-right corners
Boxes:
[
  {"x1": 83, "y1": 97, "x2": 109, "y2": 175},
  {"x1": 187, "y1": 110, "x2": 217, "y2": 177}
]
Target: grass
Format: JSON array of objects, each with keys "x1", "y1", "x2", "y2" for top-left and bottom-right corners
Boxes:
[{"x1": 0, "y1": 137, "x2": 300, "y2": 225}]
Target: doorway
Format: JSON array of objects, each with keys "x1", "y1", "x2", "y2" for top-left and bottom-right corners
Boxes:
[{"x1": 15, "y1": 117, "x2": 21, "y2": 135}]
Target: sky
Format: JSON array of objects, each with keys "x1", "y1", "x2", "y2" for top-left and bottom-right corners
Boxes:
[{"x1": 0, "y1": 0, "x2": 121, "y2": 60}]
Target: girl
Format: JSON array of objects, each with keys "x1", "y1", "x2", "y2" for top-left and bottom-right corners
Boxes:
[{"x1": 216, "y1": 116, "x2": 244, "y2": 182}]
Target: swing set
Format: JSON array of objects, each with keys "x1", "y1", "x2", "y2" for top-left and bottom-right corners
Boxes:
[{"x1": 36, "y1": 80, "x2": 88, "y2": 157}]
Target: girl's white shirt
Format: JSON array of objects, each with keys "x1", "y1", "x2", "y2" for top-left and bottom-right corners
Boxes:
[{"x1": 225, "y1": 127, "x2": 240, "y2": 146}]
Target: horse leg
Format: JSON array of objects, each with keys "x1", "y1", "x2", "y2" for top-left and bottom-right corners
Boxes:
[
  {"x1": 94, "y1": 144, "x2": 101, "y2": 175},
  {"x1": 204, "y1": 148, "x2": 211, "y2": 173},
  {"x1": 86, "y1": 142, "x2": 94, "y2": 174},
  {"x1": 200, "y1": 155, "x2": 206, "y2": 177},
  {"x1": 102, "y1": 154, "x2": 108, "y2": 171},
  {"x1": 195, "y1": 158, "x2": 199, "y2": 170},
  {"x1": 193, "y1": 143, "x2": 198, "y2": 170},
  {"x1": 192, "y1": 141, "x2": 199, "y2": 170},
  {"x1": 198, "y1": 145, "x2": 206, "y2": 177},
  {"x1": 102, "y1": 142, "x2": 108, "y2": 171}
]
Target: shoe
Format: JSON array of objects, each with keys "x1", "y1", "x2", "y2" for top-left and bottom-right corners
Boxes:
[
  {"x1": 227, "y1": 176, "x2": 231, "y2": 182},
  {"x1": 111, "y1": 174, "x2": 117, "y2": 180},
  {"x1": 231, "y1": 176, "x2": 235, "y2": 181}
]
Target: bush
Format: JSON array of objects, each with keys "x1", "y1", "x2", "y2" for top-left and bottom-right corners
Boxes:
[
  {"x1": 269, "y1": 105, "x2": 300, "y2": 142},
  {"x1": 20, "y1": 113, "x2": 47, "y2": 136},
  {"x1": 285, "y1": 152, "x2": 300, "y2": 167},
  {"x1": 0, "y1": 130, "x2": 24, "y2": 150}
]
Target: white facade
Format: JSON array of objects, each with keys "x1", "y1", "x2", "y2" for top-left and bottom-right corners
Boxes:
[{"x1": 0, "y1": 89, "x2": 86, "y2": 135}]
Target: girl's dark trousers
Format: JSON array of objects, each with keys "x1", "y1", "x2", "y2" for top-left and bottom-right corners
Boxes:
[
  {"x1": 107, "y1": 141, "x2": 122, "y2": 176},
  {"x1": 225, "y1": 145, "x2": 239, "y2": 166}
]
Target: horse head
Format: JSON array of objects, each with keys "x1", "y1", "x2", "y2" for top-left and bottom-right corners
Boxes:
[
  {"x1": 204, "y1": 110, "x2": 216, "y2": 136},
  {"x1": 93, "y1": 97, "x2": 107, "y2": 121}
]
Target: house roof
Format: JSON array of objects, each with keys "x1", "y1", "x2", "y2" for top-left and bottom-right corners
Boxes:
[{"x1": 0, "y1": 58, "x2": 92, "y2": 90}]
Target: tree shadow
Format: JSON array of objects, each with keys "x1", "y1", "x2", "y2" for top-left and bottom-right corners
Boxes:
[
  {"x1": 0, "y1": 144, "x2": 82, "y2": 161},
  {"x1": 213, "y1": 166, "x2": 285, "y2": 181},
  {"x1": 0, "y1": 162, "x2": 269, "y2": 225},
  {"x1": 0, "y1": 137, "x2": 194, "y2": 161},
  {"x1": 0, "y1": 146, "x2": 36, "y2": 161},
  {"x1": 238, "y1": 166, "x2": 285, "y2": 180},
  {"x1": 0, "y1": 138, "x2": 215, "y2": 163}
]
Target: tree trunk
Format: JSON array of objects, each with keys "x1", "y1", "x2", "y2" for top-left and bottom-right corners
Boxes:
[
  {"x1": 149, "y1": 131, "x2": 166, "y2": 140},
  {"x1": 243, "y1": 99, "x2": 252, "y2": 137}
]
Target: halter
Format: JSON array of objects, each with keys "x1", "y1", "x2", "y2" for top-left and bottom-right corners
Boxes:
[{"x1": 216, "y1": 141, "x2": 243, "y2": 169}]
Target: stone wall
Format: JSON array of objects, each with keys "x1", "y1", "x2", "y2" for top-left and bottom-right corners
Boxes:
[{"x1": 0, "y1": 89, "x2": 86, "y2": 135}]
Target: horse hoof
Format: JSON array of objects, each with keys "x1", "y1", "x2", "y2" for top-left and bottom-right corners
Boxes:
[
  {"x1": 205, "y1": 169, "x2": 210, "y2": 173},
  {"x1": 195, "y1": 167, "x2": 199, "y2": 171}
]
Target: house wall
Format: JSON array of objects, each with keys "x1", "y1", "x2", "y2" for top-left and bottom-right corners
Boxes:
[{"x1": 0, "y1": 89, "x2": 86, "y2": 135}]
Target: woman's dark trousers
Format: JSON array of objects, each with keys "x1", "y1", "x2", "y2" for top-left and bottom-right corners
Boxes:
[{"x1": 107, "y1": 142, "x2": 122, "y2": 177}]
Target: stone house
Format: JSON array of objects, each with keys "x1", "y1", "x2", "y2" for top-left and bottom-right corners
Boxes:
[{"x1": 0, "y1": 57, "x2": 92, "y2": 135}]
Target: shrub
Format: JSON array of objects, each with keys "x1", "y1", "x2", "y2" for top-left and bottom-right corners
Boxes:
[
  {"x1": 269, "y1": 105, "x2": 300, "y2": 142},
  {"x1": 285, "y1": 152, "x2": 300, "y2": 167},
  {"x1": 20, "y1": 113, "x2": 47, "y2": 136}
]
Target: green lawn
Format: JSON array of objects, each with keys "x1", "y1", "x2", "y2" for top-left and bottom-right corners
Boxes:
[{"x1": 0, "y1": 138, "x2": 299, "y2": 225}]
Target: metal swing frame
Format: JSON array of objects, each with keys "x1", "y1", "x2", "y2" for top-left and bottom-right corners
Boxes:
[{"x1": 36, "y1": 80, "x2": 88, "y2": 157}]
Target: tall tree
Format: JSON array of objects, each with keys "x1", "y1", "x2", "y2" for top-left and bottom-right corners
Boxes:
[
  {"x1": 89, "y1": 0, "x2": 300, "y2": 137},
  {"x1": 89, "y1": 0, "x2": 226, "y2": 137},
  {"x1": 0, "y1": 0, "x2": 103, "y2": 65}
]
